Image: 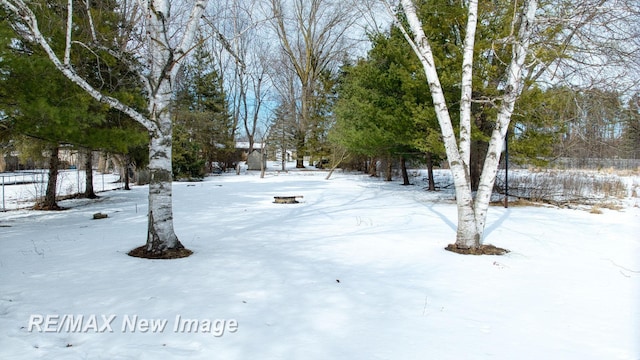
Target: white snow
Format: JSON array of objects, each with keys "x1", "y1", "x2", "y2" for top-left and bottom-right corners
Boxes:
[
  {"x1": 1, "y1": 163, "x2": 638, "y2": 359},
  {"x1": 1, "y1": 170, "x2": 123, "y2": 211}
]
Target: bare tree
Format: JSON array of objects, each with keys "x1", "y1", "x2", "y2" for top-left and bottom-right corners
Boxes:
[
  {"x1": 227, "y1": 6, "x2": 270, "y2": 154},
  {"x1": 268, "y1": 0, "x2": 359, "y2": 168},
  {"x1": 203, "y1": 0, "x2": 274, "y2": 166},
  {"x1": 537, "y1": 0, "x2": 640, "y2": 94},
  {"x1": 1, "y1": 0, "x2": 209, "y2": 257}
]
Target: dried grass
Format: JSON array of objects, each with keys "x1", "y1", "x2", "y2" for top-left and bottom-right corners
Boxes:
[
  {"x1": 495, "y1": 169, "x2": 631, "y2": 207},
  {"x1": 589, "y1": 206, "x2": 603, "y2": 214}
]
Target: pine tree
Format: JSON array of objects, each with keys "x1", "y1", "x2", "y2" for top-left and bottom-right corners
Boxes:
[
  {"x1": 268, "y1": 104, "x2": 298, "y2": 171},
  {"x1": 621, "y1": 94, "x2": 640, "y2": 159},
  {"x1": 1, "y1": 0, "x2": 146, "y2": 205},
  {"x1": 0, "y1": 34, "x2": 103, "y2": 208},
  {"x1": 173, "y1": 38, "x2": 233, "y2": 179},
  {"x1": 331, "y1": 29, "x2": 442, "y2": 182}
]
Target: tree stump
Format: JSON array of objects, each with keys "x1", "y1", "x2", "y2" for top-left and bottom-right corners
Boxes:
[
  {"x1": 273, "y1": 196, "x2": 303, "y2": 204},
  {"x1": 93, "y1": 212, "x2": 108, "y2": 220}
]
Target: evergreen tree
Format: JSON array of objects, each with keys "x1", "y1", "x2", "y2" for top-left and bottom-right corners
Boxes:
[
  {"x1": 331, "y1": 29, "x2": 442, "y2": 183},
  {"x1": 0, "y1": 32, "x2": 102, "y2": 208},
  {"x1": 173, "y1": 38, "x2": 232, "y2": 179},
  {"x1": 268, "y1": 103, "x2": 298, "y2": 171},
  {"x1": 509, "y1": 86, "x2": 567, "y2": 165},
  {"x1": 621, "y1": 94, "x2": 640, "y2": 159},
  {"x1": 1, "y1": 0, "x2": 146, "y2": 205}
]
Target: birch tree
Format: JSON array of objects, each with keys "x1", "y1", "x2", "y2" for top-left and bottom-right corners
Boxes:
[
  {"x1": 381, "y1": 0, "x2": 538, "y2": 253},
  {"x1": 383, "y1": 0, "x2": 638, "y2": 253},
  {"x1": 1, "y1": 0, "x2": 209, "y2": 257}
]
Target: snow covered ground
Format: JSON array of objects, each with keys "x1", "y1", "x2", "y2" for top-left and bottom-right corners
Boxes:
[
  {"x1": 1, "y1": 163, "x2": 638, "y2": 359},
  {"x1": 1, "y1": 169, "x2": 123, "y2": 211}
]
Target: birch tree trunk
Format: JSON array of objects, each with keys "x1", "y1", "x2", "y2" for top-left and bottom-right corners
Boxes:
[
  {"x1": 143, "y1": 1, "x2": 181, "y2": 254},
  {"x1": 472, "y1": 0, "x2": 538, "y2": 236},
  {"x1": 397, "y1": 0, "x2": 479, "y2": 248},
  {"x1": 395, "y1": 0, "x2": 538, "y2": 251},
  {"x1": 1, "y1": 0, "x2": 209, "y2": 256},
  {"x1": 458, "y1": 0, "x2": 478, "y2": 172},
  {"x1": 146, "y1": 126, "x2": 181, "y2": 252}
]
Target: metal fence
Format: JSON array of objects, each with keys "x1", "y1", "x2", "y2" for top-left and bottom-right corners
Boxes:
[
  {"x1": 550, "y1": 158, "x2": 640, "y2": 170},
  {"x1": 1, "y1": 170, "x2": 123, "y2": 211}
]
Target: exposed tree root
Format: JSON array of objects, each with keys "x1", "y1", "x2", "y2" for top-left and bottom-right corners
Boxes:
[
  {"x1": 32, "y1": 203, "x2": 65, "y2": 211},
  {"x1": 445, "y1": 243, "x2": 509, "y2": 255},
  {"x1": 128, "y1": 245, "x2": 193, "y2": 259}
]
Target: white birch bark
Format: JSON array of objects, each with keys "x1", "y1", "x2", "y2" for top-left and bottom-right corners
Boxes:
[
  {"x1": 1, "y1": 0, "x2": 157, "y2": 131},
  {"x1": 458, "y1": 0, "x2": 478, "y2": 173},
  {"x1": 142, "y1": 0, "x2": 207, "y2": 253},
  {"x1": 473, "y1": 0, "x2": 538, "y2": 235},
  {"x1": 64, "y1": 0, "x2": 73, "y2": 65},
  {"x1": 398, "y1": 0, "x2": 479, "y2": 248},
  {"x1": 2, "y1": 0, "x2": 209, "y2": 254},
  {"x1": 395, "y1": 0, "x2": 538, "y2": 248},
  {"x1": 145, "y1": 0, "x2": 178, "y2": 252}
]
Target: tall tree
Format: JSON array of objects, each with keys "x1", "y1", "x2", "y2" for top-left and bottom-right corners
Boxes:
[
  {"x1": 218, "y1": 0, "x2": 270, "y2": 156},
  {"x1": 557, "y1": 88, "x2": 623, "y2": 160},
  {"x1": 269, "y1": 0, "x2": 358, "y2": 168},
  {"x1": 384, "y1": 0, "x2": 538, "y2": 252},
  {"x1": 174, "y1": 37, "x2": 232, "y2": 178},
  {"x1": 268, "y1": 103, "x2": 298, "y2": 171},
  {"x1": 0, "y1": 25, "x2": 105, "y2": 209},
  {"x1": 380, "y1": 0, "x2": 637, "y2": 252},
  {"x1": 620, "y1": 94, "x2": 640, "y2": 159},
  {"x1": 1, "y1": 0, "x2": 209, "y2": 257},
  {"x1": 332, "y1": 29, "x2": 442, "y2": 184},
  {"x1": 2, "y1": 0, "x2": 148, "y2": 204}
]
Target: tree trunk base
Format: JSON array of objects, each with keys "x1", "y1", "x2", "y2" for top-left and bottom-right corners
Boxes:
[
  {"x1": 128, "y1": 245, "x2": 193, "y2": 259},
  {"x1": 33, "y1": 203, "x2": 65, "y2": 211},
  {"x1": 445, "y1": 243, "x2": 509, "y2": 255}
]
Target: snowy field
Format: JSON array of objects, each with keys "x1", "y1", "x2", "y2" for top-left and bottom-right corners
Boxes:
[{"x1": 0, "y1": 164, "x2": 639, "y2": 359}]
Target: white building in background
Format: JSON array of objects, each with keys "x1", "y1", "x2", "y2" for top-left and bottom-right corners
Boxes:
[{"x1": 234, "y1": 142, "x2": 262, "y2": 157}]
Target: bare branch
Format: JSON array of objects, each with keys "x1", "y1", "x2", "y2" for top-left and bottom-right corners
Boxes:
[{"x1": 171, "y1": 0, "x2": 208, "y2": 80}]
